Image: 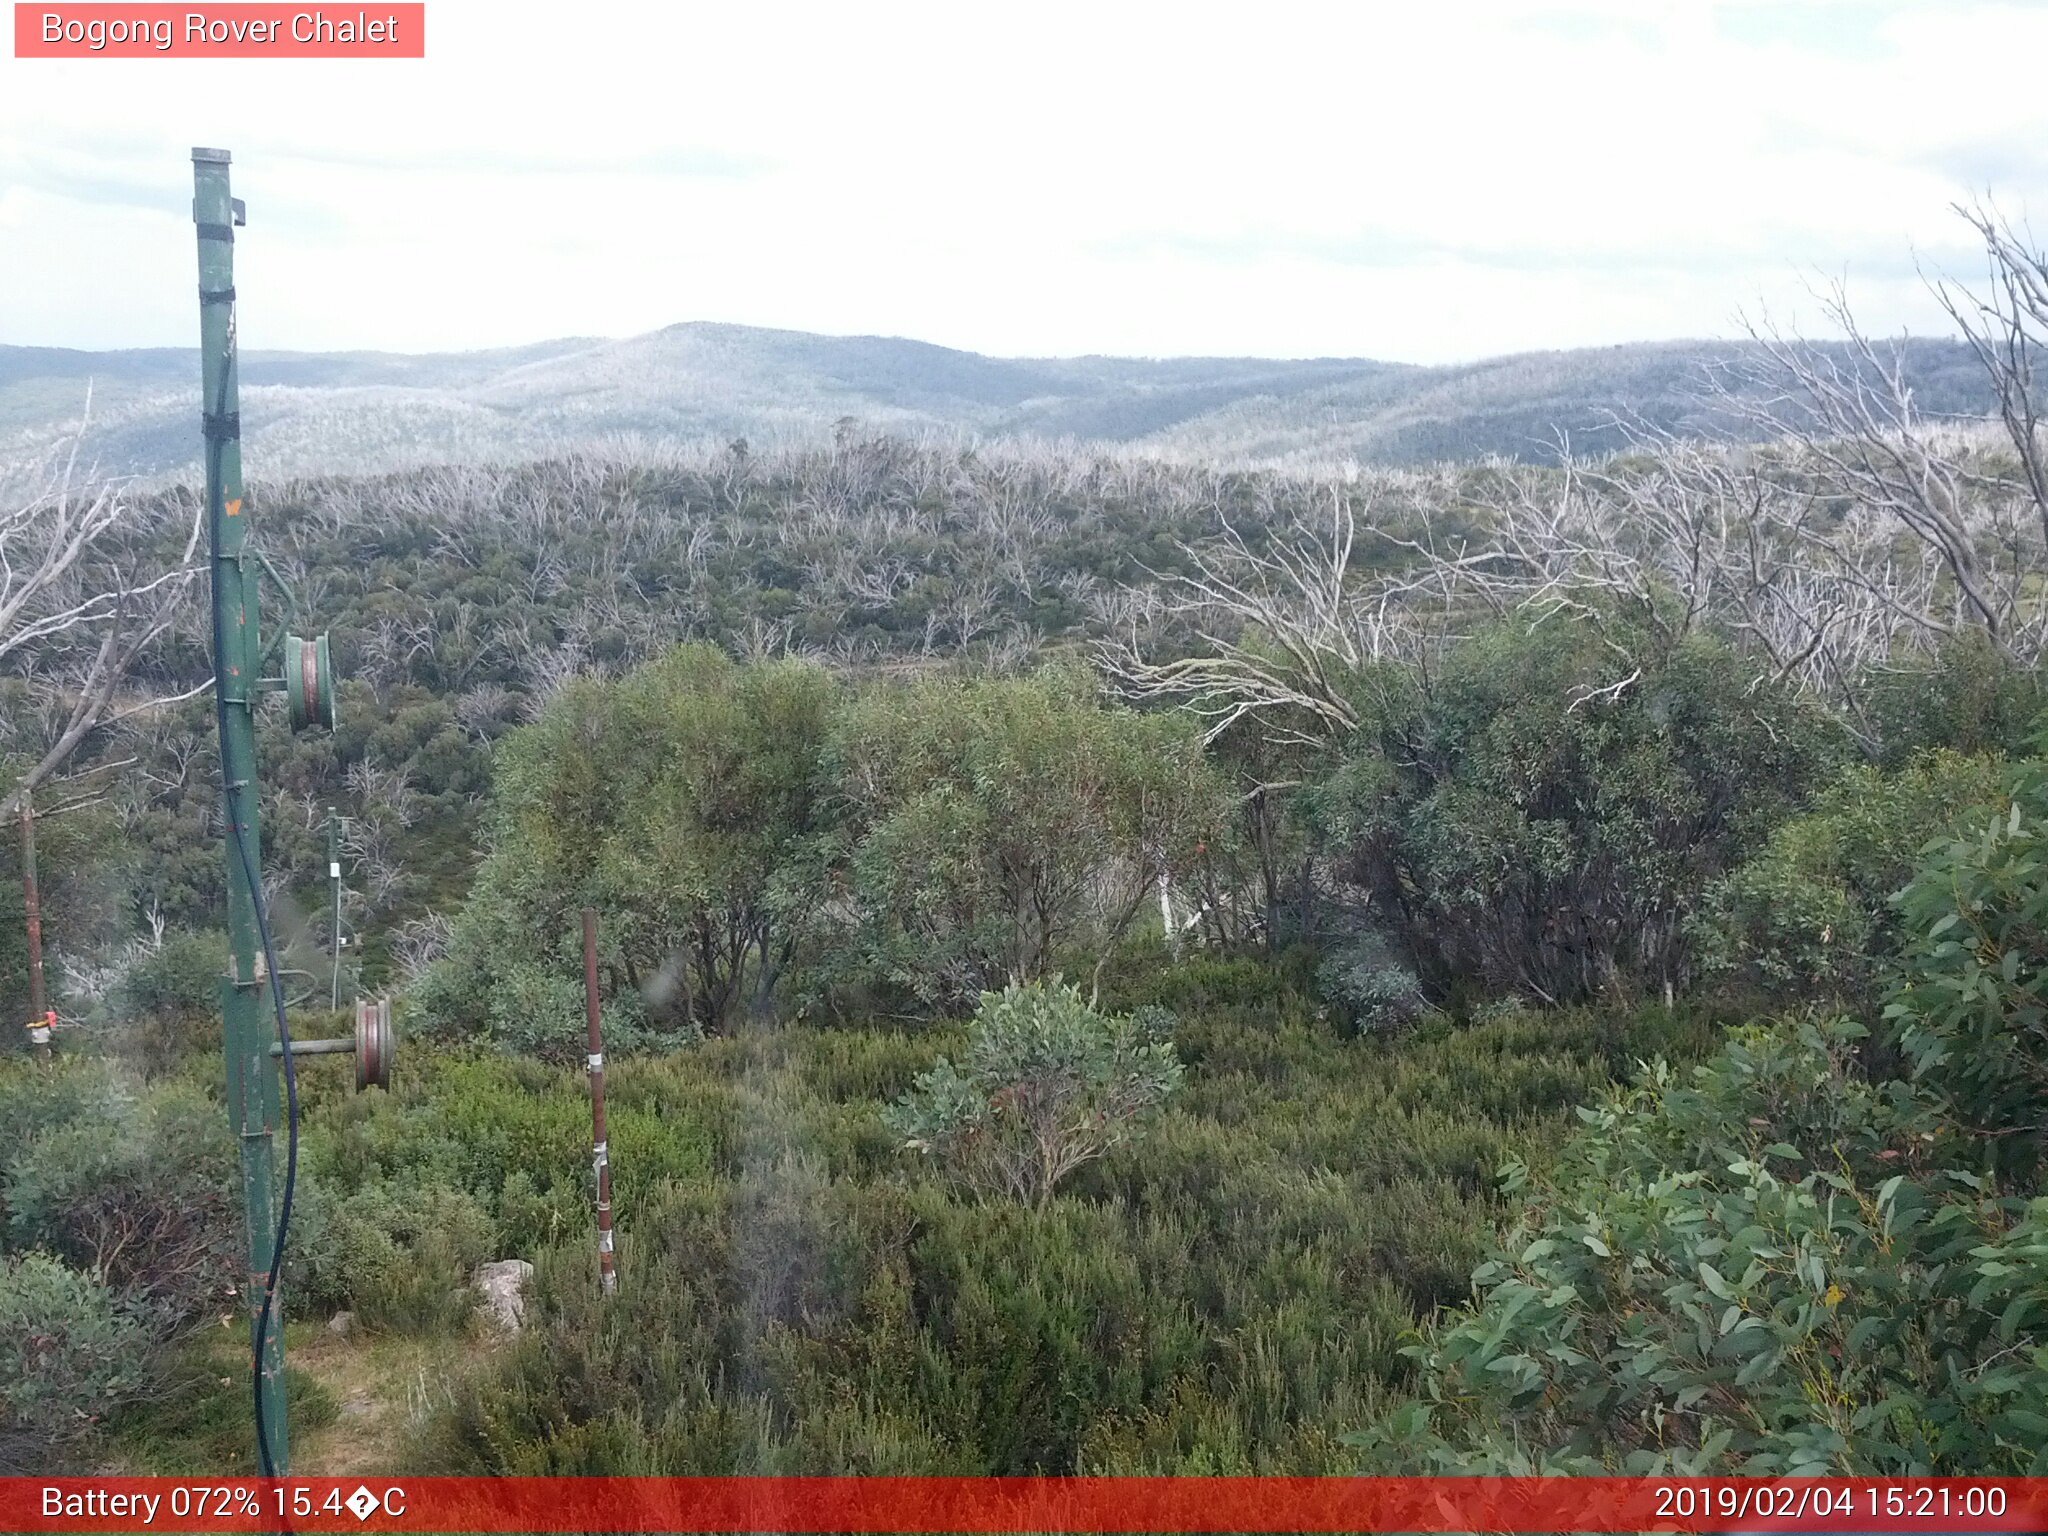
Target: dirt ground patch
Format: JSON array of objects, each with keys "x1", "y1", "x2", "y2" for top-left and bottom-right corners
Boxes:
[{"x1": 287, "y1": 1324, "x2": 484, "y2": 1476}]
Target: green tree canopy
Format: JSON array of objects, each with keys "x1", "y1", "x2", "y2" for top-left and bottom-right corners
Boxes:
[
  {"x1": 416, "y1": 644, "x2": 838, "y2": 1047},
  {"x1": 829, "y1": 664, "x2": 1227, "y2": 1011},
  {"x1": 1304, "y1": 616, "x2": 1842, "y2": 1006},
  {"x1": 417, "y1": 650, "x2": 1229, "y2": 1045}
]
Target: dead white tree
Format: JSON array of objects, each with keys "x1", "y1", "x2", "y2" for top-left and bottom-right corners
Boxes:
[
  {"x1": 453, "y1": 682, "x2": 517, "y2": 742},
  {"x1": 1102, "y1": 482, "x2": 1489, "y2": 746},
  {"x1": 1715, "y1": 294, "x2": 2042, "y2": 660},
  {"x1": 1110, "y1": 205, "x2": 2048, "y2": 756},
  {"x1": 387, "y1": 912, "x2": 454, "y2": 981},
  {"x1": 1689, "y1": 202, "x2": 2048, "y2": 674},
  {"x1": 1, "y1": 404, "x2": 209, "y2": 821},
  {"x1": 1104, "y1": 493, "x2": 1369, "y2": 744},
  {"x1": 1932, "y1": 201, "x2": 2048, "y2": 553}
]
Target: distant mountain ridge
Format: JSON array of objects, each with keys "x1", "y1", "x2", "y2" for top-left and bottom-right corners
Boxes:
[{"x1": 0, "y1": 322, "x2": 1994, "y2": 482}]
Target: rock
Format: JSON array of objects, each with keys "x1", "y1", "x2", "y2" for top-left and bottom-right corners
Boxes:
[
  {"x1": 326, "y1": 1310, "x2": 355, "y2": 1339},
  {"x1": 471, "y1": 1259, "x2": 534, "y2": 1332}
]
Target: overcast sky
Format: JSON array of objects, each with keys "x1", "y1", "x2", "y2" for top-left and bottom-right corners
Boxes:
[{"x1": 3, "y1": 0, "x2": 2044, "y2": 364}]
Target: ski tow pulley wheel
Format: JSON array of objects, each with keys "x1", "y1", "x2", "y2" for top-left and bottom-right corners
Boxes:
[
  {"x1": 353, "y1": 997, "x2": 393, "y2": 1091},
  {"x1": 284, "y1": 632, "x2": 336, "y2": 732}
]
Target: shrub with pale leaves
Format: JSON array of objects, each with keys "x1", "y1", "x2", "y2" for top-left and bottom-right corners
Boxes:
[{"x1": 885, "y1": 980, "x2": 1183, "y2": 1208}]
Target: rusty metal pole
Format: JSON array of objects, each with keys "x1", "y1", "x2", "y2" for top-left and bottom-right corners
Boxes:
[
  {"x1": 19, "y1": 799, "x2": 49, "y2": 1060},
  {"x1": 327, "y1": 807, "x2": 343, "y2": 1011},
  {"x1": 582, "y1": 907, "x2": 617, "y2": 1295}
]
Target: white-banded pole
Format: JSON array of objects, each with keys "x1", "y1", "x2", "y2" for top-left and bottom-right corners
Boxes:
[
  {"x1": 582, "y1": 906, "x2": 617, "y2": 1295},
  {"x1": 327, "y1": 806, "x2": 342, "y2": 1010}
]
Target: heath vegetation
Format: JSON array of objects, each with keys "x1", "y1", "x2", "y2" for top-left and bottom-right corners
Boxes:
[{"x1": 6, "y1": 205, "x2": 2048, "y2": 1476}]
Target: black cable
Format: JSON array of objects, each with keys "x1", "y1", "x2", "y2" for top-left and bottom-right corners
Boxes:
[{"x1": 204, "y1": 305, "x2": 300, "y2": 1481}]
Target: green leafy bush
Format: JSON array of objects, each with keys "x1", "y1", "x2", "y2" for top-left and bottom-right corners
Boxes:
[
  {"x1": 1864, "y1": 631, "x2": 2046, "y2": 768},
  {"x1": 291, "y1": 1180, "x2": 492, "y2": 1332},
  {"x1": 1698, "y1": 752, "x2": 2007, "y2": 1002},
  {"x1": 1315, "y1": 931, "x2": 1424, "y2": 1035},
  {"x1": 301, "y1": 1049, "x2": 716, "y2": 1240},
  {"x1": 108, "y1": 930, "x2": 230, "y2": 1072},
  {"x1": 0, "y1": 1055, "x2": 125, "y2": 1168},
  {"x1": 416, "y1": 642, "x2": 835, "y2": 1045},
  {"x1": 112, "y1": 930, "x2": 227, "y2": 1023},
  {"x1": 421, "y1": 652, "x2": 1228, "y2": 1038},
  {"x1": 1304, "y1": 617, "x2": 1841, "y2": 1006},
  {"x1": 1885, "y1": 756, "x2": 2048, "y2": 1181},
  {"x1": 0, "y1": 1253, "x2": 148, "y2": 1472},
  {"x1": 886, "y1": 982, "x2": 1184, "y2": 1207},
  {"x1": 408, "y1": 971, "x2": 1691, "y2": 1475},
  {"x1": 1353, "y1": 1016, "x2": 2048, "y2": 1475},
  {"x1": 829, "y1": 667, "x2": 1226, "y2": 1011},
  {"x1": 4, "y1": 1071, "x2": 238, "y2": 1329}
]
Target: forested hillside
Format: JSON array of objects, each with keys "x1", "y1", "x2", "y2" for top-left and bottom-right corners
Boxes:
[
  {"x1": 1, "y1": 325, "x2": 1993, "y2": 481},
  {"x1": 6, "y1": 221, "x2": 2048, "y2": 1481}
]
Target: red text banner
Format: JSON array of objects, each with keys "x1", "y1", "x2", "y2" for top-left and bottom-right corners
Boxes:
[
  {"x1": 8, "y1": 1477, "x2": 2048, "y2": 1533},
  {"x1": 13, "y1": 5, "x2": 424, "y2": 57}
]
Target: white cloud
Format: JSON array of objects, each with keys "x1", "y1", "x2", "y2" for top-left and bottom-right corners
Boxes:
[{"x1": 0, "y1": 0, "x2": 2039, "y2": 360}]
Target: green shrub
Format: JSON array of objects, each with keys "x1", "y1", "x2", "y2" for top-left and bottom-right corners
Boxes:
[
  {"x1": 1698, "y1": 752, "x2": 2008, "y2": 1002},
  {"x1": 1353, "y1": 1016, "x2": 2048, "y2": 1475},
  {"x1": 411, "y1": 932, "x2": 656, "y2": 1062},
  {"x1": 492, "y1": 1168, "x2": 586, "y2": 1254},
  {"x1": 0, "y1": 1055, "x2": 126, "y2": 1173},
  {"x1": 905, "y1": 1194, "x2": 1209, "y2": 1469},
  {"x1": 0, "y1": 1253, "x2": 148, "y2": 1472},
  {"x1": 4, "y1": 1073, "x2": 238, "y2": 1329},
  {"x1": 1315, "y1": 931, "x2": 1424, "y2": 1035},
  {"x1": 1865, "y1": 631, "x2": 2047, "y2": 768},
  {"x1": 1303, "y1": 617, "x2": 1842, "y2": 1005},
  {"x1": 1885, "y1": 756, "x2": 2048, "y2": 1181},
  {"x1": 415, "y1": 643, "x2": 836, "y2": 1044},
  {"x1": 886, "y1": 982, "x2": 1184, "y2": 1207},
  {"x1": 829, "y1": 668, "x2": 1227, "y2": 1012},
  {"x1": 113, "y1": 929, "x2": 227, "y2": 1023},
  {"x1": 302, "y1": 1049, "x2": 716, "y2": 1231},
  {"x1": 104, "y1": 930, "x2": 231, "y2": 1076},
  {"x1": 419, "y1": 651, "x2": 1231, "y2": 1036},
  {"x1": 1100, "y1": 949, "x2": 1321, "y2": 1022},
  {"x1": 408, "y1": 986, "x2": 1706, "y2": 1477},
  {"x1": 291, "y1": 1180, "x2": 493, "y2": 1332}
]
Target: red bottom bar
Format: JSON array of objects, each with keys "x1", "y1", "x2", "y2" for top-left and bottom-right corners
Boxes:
[{"x1": 12, "y1": 1476, "x2": 2048, "y2": 1533}]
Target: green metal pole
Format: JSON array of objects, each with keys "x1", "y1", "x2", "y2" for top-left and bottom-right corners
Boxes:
[{"x1": 193, "y1": 146, "x2": 289, "y2": 1474}]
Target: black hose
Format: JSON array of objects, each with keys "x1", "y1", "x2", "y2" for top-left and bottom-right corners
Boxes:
[{"x1": 205, "y1": 306, "x2": 300, "y2": 1480}]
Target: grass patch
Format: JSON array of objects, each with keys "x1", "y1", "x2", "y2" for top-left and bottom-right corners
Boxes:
[{"x1": 104, "y1": 1329, "x2": 339, "y2": 1476}]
